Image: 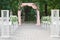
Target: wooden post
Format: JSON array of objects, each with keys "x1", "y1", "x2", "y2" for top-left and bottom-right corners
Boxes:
[
  {"x1": 36, "y1": 10, "x2": 40, "y2": 25},
  {"x1": 18, "y1": 10, "x2": 21, "y2": 25}
]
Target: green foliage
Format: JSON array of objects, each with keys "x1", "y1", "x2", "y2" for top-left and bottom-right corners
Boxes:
[
  {"x1": 22, "y1": 6, "x2": 36, "y2": 21},
  {"x1": 41, "y1": 16, "x2": 51, "y2": 24},
  {"x1": 28, "y1": 9, "x2": 36, "y2": 21},
  {"x1": 10, "y1": 15, "x2": 18, "y2": 24},
  {"x1": 10, "y1": 0, "x2": 19, "y2": 15},
  {"x1": 41, "y1": 16, "x2": 51, "y2": 21},
  {"x1": 46, "y1": 0, "x2": 60, "y2": 16},
  {"x1": 0, "y1": 0, "x2": 60, "y2": 21}
]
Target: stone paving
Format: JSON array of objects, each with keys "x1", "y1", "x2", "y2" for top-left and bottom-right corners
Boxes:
[{"x1": 0, "y1": 23, "x2": 60, "y2": 40}]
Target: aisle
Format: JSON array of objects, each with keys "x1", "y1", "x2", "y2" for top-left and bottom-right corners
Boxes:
[{"x1": 0, "y1": 23, "x2": 60, "y2": 40}]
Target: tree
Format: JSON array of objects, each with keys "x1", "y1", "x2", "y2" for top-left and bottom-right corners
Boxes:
[{"x1": 0, "y1": 0, "x2": 60, "y2": 17}]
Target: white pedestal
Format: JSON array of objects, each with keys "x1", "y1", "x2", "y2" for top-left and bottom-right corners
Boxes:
[
  {"x1": 50, "y1": 24, "x2": 60, "y2": 37},
  {"x1": 1, "y1": 24, "x2": 10, "y2": 38}
]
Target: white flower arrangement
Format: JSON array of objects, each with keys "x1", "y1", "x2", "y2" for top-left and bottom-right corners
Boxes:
[
  {"x1": 41, "y1": 16, "x2": 51, "y2": 24},
  {"x1": 10, "y1": 15, "x2": 18, "y2": 24}
]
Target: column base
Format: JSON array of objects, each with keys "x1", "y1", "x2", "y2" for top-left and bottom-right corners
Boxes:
[
  {"x1": 1, "y1": 35, "x2": 10, "y2": 38},
  {"x1": 19, "y1": 23, "x2": 21, "y2": 26},
  {"x1": 36, "y1": 23, "x2": 40, "y2": 25},
  {"x1": 18, "y1": 22, "x2": 21, "y2": 26},
  {"x1": 50, "y1": 35, "x2": 60, "y2": 37}
]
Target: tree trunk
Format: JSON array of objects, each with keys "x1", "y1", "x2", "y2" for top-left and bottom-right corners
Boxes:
[{"x1": 45, "y1": 3, "x2": 47, "y2": 16}]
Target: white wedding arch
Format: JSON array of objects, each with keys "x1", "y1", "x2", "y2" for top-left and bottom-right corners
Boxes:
[{"x1": 18, "y1": 3, "x2": 40, "y2": 25}]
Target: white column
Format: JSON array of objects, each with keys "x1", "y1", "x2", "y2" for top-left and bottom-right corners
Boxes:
[
  {"x1": 18, "y1": 10, "x2": 21, "y2": 25},
  {"x1": 50, "y1": 9, "x2": 60, "y2": 37},
  {"x1": 1, "y1": 10, "x2": 10, "y2": 38},
  {"x1": 36, "y1": 10, "x2": 40, "y2": 25}
]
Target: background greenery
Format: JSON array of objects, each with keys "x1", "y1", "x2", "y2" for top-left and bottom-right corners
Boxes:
[{"x1": 0, "y1": 0, "x2": 60, "y2": 21}]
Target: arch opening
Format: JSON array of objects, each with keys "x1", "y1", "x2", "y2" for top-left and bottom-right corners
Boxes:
[{"x1": 21, "y1": 6, "x2": 37, "y2": 23}]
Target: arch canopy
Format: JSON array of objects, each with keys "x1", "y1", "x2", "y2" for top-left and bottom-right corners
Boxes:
[{"x1": 21, "y1": 3, "x2": 38, "y2": 9}]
